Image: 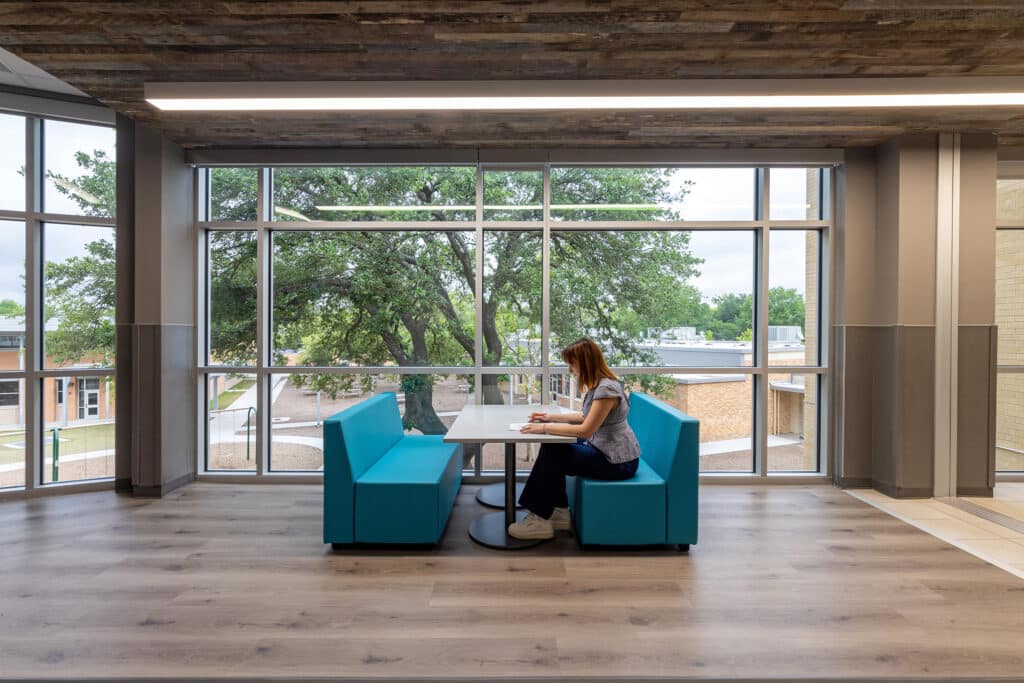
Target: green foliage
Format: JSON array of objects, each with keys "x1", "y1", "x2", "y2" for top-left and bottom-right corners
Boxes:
[
  {"x1": 766, "y1": 287, "x2": 806, "y2": 328},
  {"x1": 210, "y1": 168, "x2": 258, "y2": 221},
  {"x1": 44, "y1": 237, "x2": 115, "y2": 365},
  {"x1": 47, "y1": 150, "x2": 116, "y2": 218},
  {"x1": 44, "y1": 150, "x2": 116, "y2": 366},
  {"x1": 629, "y1": 374, "x2": 677, "y2": 401},
  {"x1": 703, "y1": 287, "x2": 806, "y2": 341},
  {"x1": 0, "y1": 299, "x2": 24, "y2": 318}
]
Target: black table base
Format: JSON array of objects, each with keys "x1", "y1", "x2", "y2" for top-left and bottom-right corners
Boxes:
[
  {"x1": 468, "y1": 510, "x2": 546, "y2": 549},
  {"x1": 468, "y1": 442, "x2": 548, "y2": 550},
  {"x1": 475, "y1": 481, "x2": 525, "y2": 509}
]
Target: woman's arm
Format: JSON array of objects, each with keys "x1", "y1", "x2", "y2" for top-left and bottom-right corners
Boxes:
[
  {"x1": 529, "y1": 410, "x2": 584, "y2": 424},
  {"x1": 522, "y1": 399, "x2": 618, "y2": 438}
]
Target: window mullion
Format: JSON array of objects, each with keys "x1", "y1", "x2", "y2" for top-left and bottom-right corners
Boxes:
[
  {"x1": 24, "y1": 116, "x2": 41, "y2": 490},
  {"x1": 755, "y1": 168, "x2": 770, "y2": 477}
]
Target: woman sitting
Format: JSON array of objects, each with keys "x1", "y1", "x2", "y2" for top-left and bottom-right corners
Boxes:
[{"x1": 510, "y1": 337, "x2": 640, "y2": 540}]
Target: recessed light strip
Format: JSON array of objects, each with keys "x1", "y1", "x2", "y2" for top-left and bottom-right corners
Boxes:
[{"x1": 148, "y1": 93, "x2": 1024, "y2": 112}]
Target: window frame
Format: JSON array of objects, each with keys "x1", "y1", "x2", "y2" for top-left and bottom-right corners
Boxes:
[
  {"x1": 0, "y1": 108, "x2": 117, "y2": 494},
  {"x1": 196, "y1": 164, "x2": 833, "y2": 481}
]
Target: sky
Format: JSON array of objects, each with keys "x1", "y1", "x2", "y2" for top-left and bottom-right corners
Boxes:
[
  {"x1": 672, "y1": 167, "x2": 814, "y2": 300},
  {"x1": 0, "y1": 114, "x2": 116, "y2": 305},
  {"x1": 0, "y1": 111, "x2": 818, "y2": 308}
]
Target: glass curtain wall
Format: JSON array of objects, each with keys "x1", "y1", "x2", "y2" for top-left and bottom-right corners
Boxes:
[
  {"x1": 0, "y1": 113, "x2": 116, "y2": 491},
  {"x1": 198, "y1": 165, "x2": 831, "y2": 477}
]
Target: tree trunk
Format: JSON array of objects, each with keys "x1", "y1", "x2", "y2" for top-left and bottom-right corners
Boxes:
[
  {"x1": 400, "y1": 374, "x2": 447, "y2": 435},
  {"x1": 481, "y1": 374, "x2": 505, "y2": 405}
]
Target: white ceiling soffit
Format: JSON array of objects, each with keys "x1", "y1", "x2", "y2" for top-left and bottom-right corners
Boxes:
[{"x1": 0, "y1": 47, "x2": 87, "y2": 97}]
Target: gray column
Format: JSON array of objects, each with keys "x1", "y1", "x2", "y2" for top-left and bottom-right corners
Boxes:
[
  {"x1": 835, "y1": 133, "x2": 998, "y2": 498},
  {"x1": 128, "y1": 124, "x2": 196, "y2": 497},
  {"x1": 955, "y1": 134, "x2": 997, "y2": 497}
]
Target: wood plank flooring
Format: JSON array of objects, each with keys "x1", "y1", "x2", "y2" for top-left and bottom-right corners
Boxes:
[{"x1": 0, "y1": 483, "x2": 1022, "y2": 681}]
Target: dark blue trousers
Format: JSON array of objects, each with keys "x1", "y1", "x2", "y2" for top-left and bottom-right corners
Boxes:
[{"x1": 518, "y1": 438, "x2": 639, "y2": 518}]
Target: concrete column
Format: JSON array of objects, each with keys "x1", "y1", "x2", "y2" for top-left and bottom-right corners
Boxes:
[{"x1": 127, "y1": 124, "x2": 196, "y2": 497}]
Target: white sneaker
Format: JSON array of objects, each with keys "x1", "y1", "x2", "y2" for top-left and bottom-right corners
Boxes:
[
  {"x1": 508, "y1": 512, "x2": 554, "y2": 540},
  {"x1": 550, "y1": 507, "x2": 571, "y2": 531}
]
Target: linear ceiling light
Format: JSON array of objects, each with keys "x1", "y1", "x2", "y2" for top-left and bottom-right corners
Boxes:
[{"x1": 145, "y1": 78, "x2": 1024, "y2": 112}]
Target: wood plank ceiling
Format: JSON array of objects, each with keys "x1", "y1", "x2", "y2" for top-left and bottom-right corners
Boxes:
[{"x1": 3, "y1": 1, "x2": 1024, "y2": 149}]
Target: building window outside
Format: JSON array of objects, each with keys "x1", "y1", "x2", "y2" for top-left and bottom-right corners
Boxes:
[
  {"x1": 0, "y1": 380, "x2": 18, "y2": 407},
  {"x1": 200, "y1": 165, "x2": 829, "y2": 478},
  {"x1": 0, "y1": 111, "x2": 116, "y2": 491}
]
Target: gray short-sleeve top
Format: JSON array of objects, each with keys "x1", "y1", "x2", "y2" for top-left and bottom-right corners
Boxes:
[{"x1": 582, "y1": 377, "x2": 641, "y2": 464}]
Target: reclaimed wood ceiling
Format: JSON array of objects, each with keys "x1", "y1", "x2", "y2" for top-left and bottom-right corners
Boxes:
[{"x1": 3, "y1": 1, "x2": 1024, "y2": 149}]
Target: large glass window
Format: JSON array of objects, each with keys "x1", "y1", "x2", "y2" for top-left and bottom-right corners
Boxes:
[
  {"x1": 272, "y1": 167, "x2": 476, "y2": 222},
  {"x1": 551, "y1": 167, "x2": 756, "y2": 221},
  {"x1": 550, "y1": 230, "x2": 755, "y2": 367},
  {"x1": 0, "y1": 114, "x2": 24, "y2": 212},
  {"x1": 41, "y1": 376, "x2": 114, "y2": 484},
  {"x1": 207, "y1": 168, "x2": 258, "y2": 222},
  {"x1": 43, "y1": 120, "x2": 116, "y2": 218},
  {"x1": 270, "y1": 230, "x2": 476, "y2": 367},
  {"x1": 482, "y1": 230, "x2": 542, "y2": 368},
  {"x1": 769, "y1": 230, "x2": 820, "y2": 366},
  {"x1": 43, "y1": 224, "x2": 115, "y2": 369},
  {"x1": 0, "y1": 378, "x2": 25, "y2": 489},
  {"x1": 484, "y1": 170, "x2": 542, "y2": 221},
  {"x1": 199, "y1": 165, "x2": 829, "y2": 478},
  {"x1": 0, "y1": 113, "x2": 115, "y2": 493},
  {"x1": 207, "y1": 231, "x2": 257, "y2": 366},
  {"x1": 769, "y1": 168, "x2": 828, "y2": 221},
  {"x1": 207, "y1": 372, "x2": 257, "y2": 471}
]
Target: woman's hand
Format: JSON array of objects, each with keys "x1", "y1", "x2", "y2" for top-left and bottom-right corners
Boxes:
[
  {"x1": 520, "y1": 422, "x2": 548, "y2": 434},
  {"x1": 528, "y1": 411, "x2": 552, "y2": 423}
]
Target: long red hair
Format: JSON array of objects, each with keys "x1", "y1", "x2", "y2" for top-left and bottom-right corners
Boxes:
[{"x1": 561, "y1": 338, "x2": 618, "y2": 393}]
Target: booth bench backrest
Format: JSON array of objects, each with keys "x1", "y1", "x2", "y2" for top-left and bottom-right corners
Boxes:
[
  {"x1": 323, "y1": 392, "x2": 404, "y2": 485},
  {"x1": 627, "y1": 391, "x2": 699, "y2": 544}
]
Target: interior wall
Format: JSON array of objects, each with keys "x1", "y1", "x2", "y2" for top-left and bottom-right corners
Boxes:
[
  {"x1": 128, "y1": 124, "x2": 196, "y2": 497},
  {"x1": 956, "y1": 133, "x2": 998, "y2": 496}
]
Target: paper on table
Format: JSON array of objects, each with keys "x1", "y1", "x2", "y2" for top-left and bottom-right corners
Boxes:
[{"x1": 509, "y1": 423, "x2": 527, "y2": 431}]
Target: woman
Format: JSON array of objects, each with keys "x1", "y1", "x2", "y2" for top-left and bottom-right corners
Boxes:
[{"x1": 510, "y1": 337, "x2": 641, "y2": 540}]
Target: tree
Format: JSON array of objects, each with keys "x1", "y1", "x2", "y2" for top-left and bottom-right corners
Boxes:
[
  {"x1": 704, "y1": 287, "x2": 806, "y2": 341},
  {"x1": 0, "y1": 299, "x2": 23, "y2": 318},
  {"x1": 44, "y1": 149, "x2": 116, "y2": 366},
  {"x1": 767, "y1": 287, "x2": 806, "y2": 329},
  {"x1": 45, "y1": 158, "x2": 711, "y2": 435}
]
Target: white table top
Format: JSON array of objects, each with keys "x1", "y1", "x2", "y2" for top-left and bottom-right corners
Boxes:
[{"x1": 443, "y1": 403, "x2": 577, "y2": 444}]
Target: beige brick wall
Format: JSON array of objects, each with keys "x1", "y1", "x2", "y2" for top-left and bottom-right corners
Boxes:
[
  {"x1": 670, "y1": 379, "x2": 752, "y2": 442},
  {"x1": 997, "y1": 179, "x2": 1024, "y2": 225},
  {"x1": 996, "y1": 229, "x2": 1024, "y2": 457},
  {"x1": 996, "y1": 181, "x2": 1024, "y2": 468}
]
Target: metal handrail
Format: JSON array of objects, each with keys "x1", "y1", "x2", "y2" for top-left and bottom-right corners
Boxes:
[{"x1": 246, "y1": 406, "x2": 256, "y2": 461}]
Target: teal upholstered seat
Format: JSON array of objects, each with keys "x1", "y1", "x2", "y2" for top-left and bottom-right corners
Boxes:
[
  {"x1": 569, "y1": 392, "x2": 698, "y2": 548},
  {"x1": 323, "y1": 393, "x2": 462, "y2": 546}
]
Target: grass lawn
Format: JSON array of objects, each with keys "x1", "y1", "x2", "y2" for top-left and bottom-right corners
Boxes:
[
  {"x1": 210, "y1": 379, "x2": 255, "y2": 411},
  {"x1": 0, "y1": 421, "x2": 115, "y2": 466}
]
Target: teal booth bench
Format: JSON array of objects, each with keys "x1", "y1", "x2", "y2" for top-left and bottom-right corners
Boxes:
[
  {"x1": 567, "y1": 392, "x2": 698, "y2": 550},
  {"x1": 323, "y1": 392, "x2": 462, "y2": 546}
]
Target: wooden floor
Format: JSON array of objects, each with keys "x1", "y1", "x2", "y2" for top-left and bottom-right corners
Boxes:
[{"x1": 1, "y1": 483, "x2": 1023, "y2": 682}]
